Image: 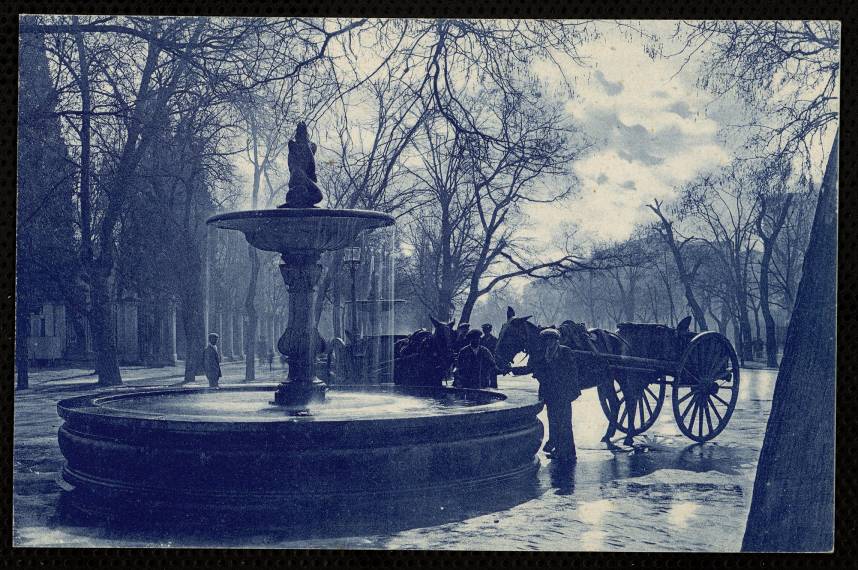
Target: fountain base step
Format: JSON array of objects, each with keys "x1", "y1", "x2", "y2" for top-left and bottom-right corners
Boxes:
[
  {"x1": 271, "y1": 378, "x2": 327, "y2": 408},
  {"x1": 55, "y1": 385, "x2": 544, "y2": 529}
]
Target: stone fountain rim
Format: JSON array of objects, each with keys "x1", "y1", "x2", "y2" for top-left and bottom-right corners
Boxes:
[
  {"x1": 57, "y1": 384, "x2": 541, "y2": 431},
  {"x1": 206, "y1": 208, "x2": 396, "y2": 227}
]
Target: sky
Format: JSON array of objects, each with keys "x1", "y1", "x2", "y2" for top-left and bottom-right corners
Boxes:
[
  {"x1": 523, "y1": 22, "x2": 732, "y2": 249},
  {"x1": 232, "y1": 19, "x2": 835, "y2": 262},
  {"x1": 232, "y1": 21, "x2": 738, "y2": 248}
]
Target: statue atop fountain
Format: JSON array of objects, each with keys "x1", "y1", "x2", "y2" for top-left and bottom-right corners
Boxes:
[{"x1": 279, "y1": 121, "x2": 324, "y2": 208}]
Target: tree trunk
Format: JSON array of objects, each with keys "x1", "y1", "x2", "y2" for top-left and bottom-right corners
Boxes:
[
  {"x1": 758, "y1": 194, "x2": 793, "y2": 368},
  {"x1": 649, "y1": 202, "x2": 709, "y2": 330},
  {"x1": 332, "y1": 275, "x2": 343, "y2": 339},
  {"x1": 179, "y1": 285, "x2": 206, "y2": 384},
  {"x1": 734, "y1": 274, "x2": 754, "y2": 364},
  {"x1": 731, "y1": 318, "x2": 742, "y2": 357},
  {"x1": 459, "y1": 290, "x2": 477, "y2": 325},
  {"x1": 752, "y1": 303, "x2": 762, "y2": 346},
  {"x1": 244, "y1": 245, "x2": 259, "y2": 381},
  {"x1": 742, "y1": 130, "x2": 837, "y2": 552},
  {"x1": 89, "y1": 270, "x2": 122, "y2": 386},
  {"x1": 760, "y1": 246, "x2": 780, "y2": 366},
  {"x1": 15, "y1": 292, "x2": 30, "y2": 390}
]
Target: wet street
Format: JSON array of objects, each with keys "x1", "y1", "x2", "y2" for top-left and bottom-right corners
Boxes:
[{"x1": 13, "y1": 362, "x2": 776, "y2": 550}]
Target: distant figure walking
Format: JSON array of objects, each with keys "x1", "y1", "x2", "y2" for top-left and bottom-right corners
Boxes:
[
  {"x1": 203, "y1": 333, "x2": 222, "y2": 388},
  {"x1": 454, "y1": 329, "x2": 497, "y2": 389},
  {"x1": 510, "y1": 328, "x2": 580, "y2": 462}
]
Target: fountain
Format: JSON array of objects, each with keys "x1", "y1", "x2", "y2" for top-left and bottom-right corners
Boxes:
[{"x1": 55, "y1": 122, "x2": 543, "y2": 526}]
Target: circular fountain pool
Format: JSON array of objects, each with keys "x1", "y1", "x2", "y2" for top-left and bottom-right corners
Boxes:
[{"x1": 56, "y1": 385, "x2": 543, "y2": 526}]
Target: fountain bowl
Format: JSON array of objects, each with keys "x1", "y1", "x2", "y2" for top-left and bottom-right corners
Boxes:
[
  {"x1": 56, "y1": 385, "x2": 543, "y2": 526},
  {"x1": 207, "y1": 208, "x2": 395, "y2": 254}
]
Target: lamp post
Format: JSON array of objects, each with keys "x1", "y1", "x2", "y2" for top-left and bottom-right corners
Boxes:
[{"x1": 343, "y1": 247, "x2": 361, "y2": 340}]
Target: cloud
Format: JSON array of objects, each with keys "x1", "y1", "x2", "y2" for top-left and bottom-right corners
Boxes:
[
  {"x1": 521, "y1": 22, "x2": 735, "y2": 245},
  {"x1": 593, "y1": 70, "x2": 623, "y2": 95},
  {"x1": 667, "y1": 100, "x2": 693, "y2": 119}
]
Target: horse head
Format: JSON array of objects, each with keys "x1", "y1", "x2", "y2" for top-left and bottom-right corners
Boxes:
[
  {"x1": 428, "y1": 315, "x2": 457, "y2": 368},
  {"x1": 495, "y1": 306, "x2": 539, "y2": 368}
]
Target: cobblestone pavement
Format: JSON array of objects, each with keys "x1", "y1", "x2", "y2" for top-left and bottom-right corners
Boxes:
[{"x1": 13, "y1": 361, "x2": 776, "y2": 550}]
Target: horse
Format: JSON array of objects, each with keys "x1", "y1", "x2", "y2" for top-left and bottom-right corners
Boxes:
[
  {"x1": 393, "y1": 316, "x2": 457, "y2": 387},
  {"x1": 494, "y1": 306, "x2": 635, "y2": 445}
]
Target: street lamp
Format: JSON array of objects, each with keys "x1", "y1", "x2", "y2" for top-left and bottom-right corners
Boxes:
[{"x1": 343, "y1": 247, "x2": 361, "y2": 340}]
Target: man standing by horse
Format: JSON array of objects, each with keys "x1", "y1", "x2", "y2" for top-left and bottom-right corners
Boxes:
[
  {"x1": 509, "y1": 328, "x2": 581, "y2": 463},
  {"x1": 454, "y1": 329, "x2": 497, "y2": 389}
]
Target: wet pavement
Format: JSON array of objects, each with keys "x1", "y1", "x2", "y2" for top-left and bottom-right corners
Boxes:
[{"x1": 12, "y1": 362, "x2": 776, "y2": 550}]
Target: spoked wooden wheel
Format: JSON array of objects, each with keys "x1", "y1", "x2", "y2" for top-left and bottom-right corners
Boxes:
[
  {"x1": 595, "y1": 331, "x2": 666, "y2": 436},
  {"x1": 672, "y1": 332, "x2": 740, "y2": 442},
  {"x1": 599, "y1": 376, "x2": 666, "y2": 436}
]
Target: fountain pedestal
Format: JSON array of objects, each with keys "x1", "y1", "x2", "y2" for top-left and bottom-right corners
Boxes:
[
  {"x1": 206, "y1": 208, "x2": 396, "y2": 405},
  {"x1": 273, "y1": 251, "x2": 326, "y2": 406}
]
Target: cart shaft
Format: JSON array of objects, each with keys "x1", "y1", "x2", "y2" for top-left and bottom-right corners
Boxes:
[{"x1": 568, "y1": 349, "x2": 676, "y2": 375}]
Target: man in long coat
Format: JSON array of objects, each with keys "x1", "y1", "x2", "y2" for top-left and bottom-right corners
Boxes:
[
  {"x1": 203, "y1": 333, "x2": 222, "y2": 388},
  {"x1": 454, "y1": 329, "x2": 497, "y2": 389},
  {"x1": 510, "y1": 328, "x2": 581, "y2": 462}
]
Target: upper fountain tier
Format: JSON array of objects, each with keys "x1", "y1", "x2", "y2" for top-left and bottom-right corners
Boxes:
[
  {"x1": 208, "y1": 122, "x2": 394, "y2": 255},
  {"x1": 207, "y1": 208, "x2": 394, "y2": 255}
]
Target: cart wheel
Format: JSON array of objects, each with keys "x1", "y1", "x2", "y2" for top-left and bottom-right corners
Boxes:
[
  {"x1": 600, "y1": 376, "x2": 666, "y2": 436},
  {"x1": 672, "y1": 332, "x2": 740, "y2": 442},
  {"x1": 326, "y1": 338, "x2": 348, "y2": 385},
  {"x1": 596, "y1": 332, "x2": 666, "y2": 436}
]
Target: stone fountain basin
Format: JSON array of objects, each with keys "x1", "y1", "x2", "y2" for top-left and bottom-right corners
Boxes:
[
  {"x1": 56, "y1": 385, "x2": 543, "y2": 525},
  {"x1": 207, "y1": 208, "x2": 395, "y2": 254}
]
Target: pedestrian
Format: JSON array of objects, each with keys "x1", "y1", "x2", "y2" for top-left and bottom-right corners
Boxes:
[
  {"x1": 480, "y1": 323, "x2": 499, "y2": 387},
  {"x1": 509, "y1": 328, "x2": 580, "y2": 462},
  {"x1": 480, "y1": 323, "x2": 498, "y2": 354},
  {"x1": 267, "y1": 349, "x2": 274, "y2": 372},
  {"x1": 203, "y1": 333, "x2": 222, "y2": 388},
  {"x1": 453, "y1": 322, "x2": 471, "y2": 353},
  {"x1": 454, "y1": 329, "x2": 497, "y2": 389}
]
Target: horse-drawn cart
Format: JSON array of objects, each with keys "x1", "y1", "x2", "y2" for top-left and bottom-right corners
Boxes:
[
  {"x1": 496, "y1": 311, "x2": 741, "y2": 443},
  {"x1": 592, "y1": 323, "x2": 740, "y2": 443}
]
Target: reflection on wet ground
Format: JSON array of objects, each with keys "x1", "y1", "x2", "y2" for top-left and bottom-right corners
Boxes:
[{"x1": 14, "y1": 367, "x2": 776, "y2": 550}]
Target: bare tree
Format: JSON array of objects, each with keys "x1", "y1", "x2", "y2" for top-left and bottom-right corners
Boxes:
[
  {"x1": 402, "y1": 90, "x2": 592, "y2": 323},
  {"x1": 674, "y1": 19, "x2": 839, "y2": 551},
  {"x1": 753, "y1": 158, "x2": 796, "y2": 366},
  {"x1": 678, "y1": 163, "x2": 759, "y2": 363},
  {"x1": 648, "y1": 199, "x2": 708, "y2": 330},
  {"x1": 17, "y1": 22, "x2": 78, "y2": 389}
]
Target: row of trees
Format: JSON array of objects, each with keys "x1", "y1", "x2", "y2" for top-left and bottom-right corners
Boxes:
[
  {"x1": 512, "y1": 154, "x2": 815, "y2": 368},
  {"x1": 17, "y1": 17, "x2": 602, "y2": 387}
]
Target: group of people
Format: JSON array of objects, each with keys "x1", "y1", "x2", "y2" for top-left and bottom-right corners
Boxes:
[
  {"x1": 451, "y1": 322, "x2": 501, "y2": 390},
  {"x1": 202, "y1": 320, "x2": 579, "y2": 464}
]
